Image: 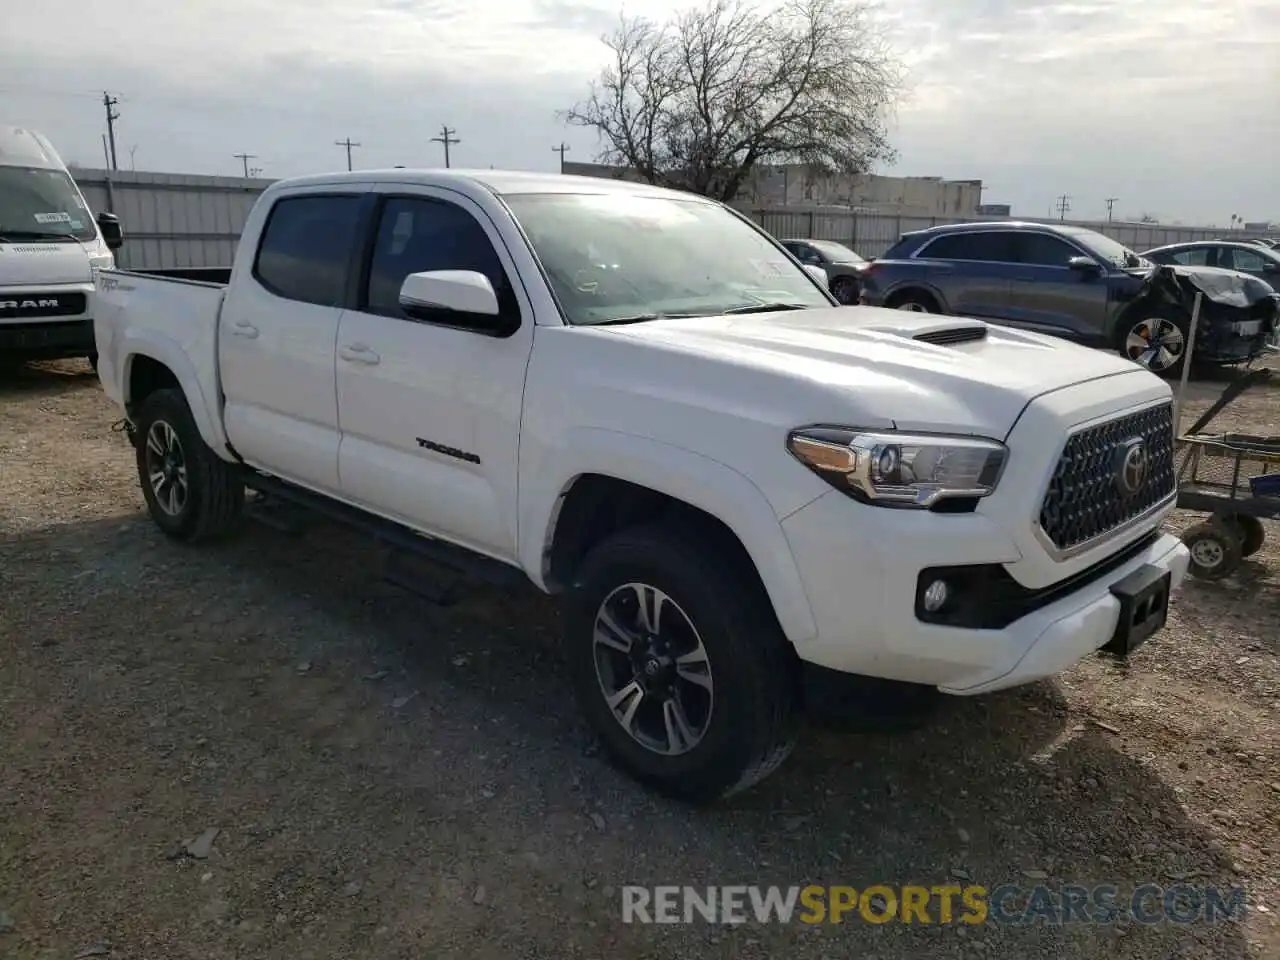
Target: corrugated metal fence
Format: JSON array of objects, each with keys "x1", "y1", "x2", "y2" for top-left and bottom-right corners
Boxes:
[
  {"x1": 72, "y1": 168, "x2": 271, "y2": 271},
  {"x1": 69, "y1": 167, "x2": 1267, "y2": 269}
]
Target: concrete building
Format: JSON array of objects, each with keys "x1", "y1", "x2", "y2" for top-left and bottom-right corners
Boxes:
[
  {"x1": 560, "y1": 161, "x2": 984, "y2": 218},
  {"x1": 744, "y1": 166, "x2": 984, "y2": 218}
]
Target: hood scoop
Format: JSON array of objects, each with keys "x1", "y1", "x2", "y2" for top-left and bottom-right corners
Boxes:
[{"x1": 912, "y1": 322, "x2": 989, "y2": 346}]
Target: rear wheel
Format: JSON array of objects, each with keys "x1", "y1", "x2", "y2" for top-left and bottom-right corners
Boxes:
[
  {"x1": 1119, "y1": 309, "x2": 1189, "y2": 377},
  {"x1": 887, "y1": 290, "x2": 938, "y2": 313},
  {"x1": 134, "y1": 387, "x2": 245, "y2": 542},
  {"x1": 1233, "y1": 515, "x2": 1266, "y2": 558},
  {"x1": 564, "y1": 524, "x2": 799, "y2": 803}
]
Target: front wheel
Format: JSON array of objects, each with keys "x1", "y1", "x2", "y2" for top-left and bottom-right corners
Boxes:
[
  {"x1": 1182, "y1": 519, "x2": 1243, "y2": 580},
  {"x1": 1119, "y1": 310, "x2": 1189, "y2": 377},
  {"x1": 564, "y1": 525, "x2": 799, "y2": 803},
  {"x1": 831, "y1": 277, "x2": 859, "y2": 305},
  {"x1": 134, "y1": 387, "x2": 245, "y2": 542}
]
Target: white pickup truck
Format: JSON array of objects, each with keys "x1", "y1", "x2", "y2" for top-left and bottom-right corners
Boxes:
[{"x1": 94, "y1": 169, "x2": 1191, "y2": 802}]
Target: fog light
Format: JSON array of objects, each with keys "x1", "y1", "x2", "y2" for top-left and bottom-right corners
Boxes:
[{"x1": 922, "y1": 579, "x2": 950, "y2": 613}]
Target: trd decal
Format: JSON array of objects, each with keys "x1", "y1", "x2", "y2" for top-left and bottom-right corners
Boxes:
[{"x1": 416, "y1": 437, "x2": 481, "y2": 465}]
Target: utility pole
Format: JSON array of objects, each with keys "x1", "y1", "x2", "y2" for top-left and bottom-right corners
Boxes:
[
  {"x1": 1055, "y1": 193, "x2": 1072, "y2": 221},
  {"x1": 431, "y1": 125, "x2": 460, "y2": 168},
  {"x1": 552, "y1": 142, "x2": 570, "y2": 173},
  {"x1": 334, "y1": 137, "x2": 361, "y2": 171},
  {"x1": 233, "y1": 153, "x2": 257, "y2": 178},
  {"x1": 1104, "y1": 197, "x2": 1118, "y2": 222},
  {"x1": 102, "y1": 92, "x2": 120, "y2": 171}
]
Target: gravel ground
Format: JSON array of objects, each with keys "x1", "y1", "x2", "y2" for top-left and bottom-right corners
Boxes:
[{"x1": 1, "y1": 359, "x2": 1278, "y2": 960}]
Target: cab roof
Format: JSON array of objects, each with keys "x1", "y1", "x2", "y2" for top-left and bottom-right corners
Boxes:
[
  {"x1": 0, "y1": 126, "x2": 66, "y2": 170},
  {"x1": 266, "y1": 168, "x2": 714, "y2": 202}
]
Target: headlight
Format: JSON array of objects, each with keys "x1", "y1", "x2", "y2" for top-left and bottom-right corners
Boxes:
[{"x1": 786, "y1": 426, "x2": 1007, "y2": 509}]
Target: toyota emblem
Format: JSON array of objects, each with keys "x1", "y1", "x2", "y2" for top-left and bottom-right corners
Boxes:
[{"x1": 1115, "y1": 438, "x2": 1150, "y2": 496}]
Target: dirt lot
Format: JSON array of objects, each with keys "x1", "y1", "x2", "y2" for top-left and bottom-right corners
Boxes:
[{"x1": 2, "y1": 360, "x2": 1278, "y2": 960}]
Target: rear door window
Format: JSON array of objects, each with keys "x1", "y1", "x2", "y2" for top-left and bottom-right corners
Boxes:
[
  {"x1": 918, "y1": 231, "x2": 1016, "y2": 262},
  {"x1": 253, "y1": 195, "x2": 363, "y2": 307}
]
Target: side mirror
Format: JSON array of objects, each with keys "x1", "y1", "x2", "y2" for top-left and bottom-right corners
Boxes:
[
  {"x1": 1068, "y1": 255, "x2": 1100, "y2": 273},
  {"x1": 399, "y1": 269, "x2": 501, "y2": 323},
  {"x1": 96, "y1": 211, "x2": 124, "y2": 251},
  {"x1": 1262, "y1": 262, "x2": 1280, "y2": 274}
]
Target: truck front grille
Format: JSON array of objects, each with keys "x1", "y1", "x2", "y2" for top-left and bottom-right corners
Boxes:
[
  {"x1": 1038, "y1": 402, "x2": 1175, "y2": 554},
  {"x1": 0, "y1": 292, "x2": 87, "y2": 319}
]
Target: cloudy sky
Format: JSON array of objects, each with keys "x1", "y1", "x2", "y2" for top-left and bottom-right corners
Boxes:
[{"x1": 1, "y1": 0, "x2": 1276, "y2": 224}]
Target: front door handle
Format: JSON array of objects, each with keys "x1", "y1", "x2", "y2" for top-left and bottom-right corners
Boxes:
[
  {"x1": 339, "y1": 343, "x2": 381, "y2": 365},
  {"x1": 230, "y1": 320, "x2": 259, "y2": 339}
]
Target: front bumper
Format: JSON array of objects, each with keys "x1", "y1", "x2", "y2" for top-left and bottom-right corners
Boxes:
[
  {"x1": 780, "y1": 489, "x2": 1189, "y2": 695},
  {"x1": 0, "y1": 318, "x2": 96, "y2": 358}
]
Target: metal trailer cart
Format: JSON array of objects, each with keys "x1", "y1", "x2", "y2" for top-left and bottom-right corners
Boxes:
[{"x1": 1171, "y1": 294, "x2": 1280, "y2": 579}]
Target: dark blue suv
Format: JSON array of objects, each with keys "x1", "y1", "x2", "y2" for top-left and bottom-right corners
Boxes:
[{"x1": 857, "y1": 221, "x2": 1277, "y2": 375}]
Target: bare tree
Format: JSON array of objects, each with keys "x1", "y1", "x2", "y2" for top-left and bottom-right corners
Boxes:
[{"x1": 562, "y1": 0, "x2": 904, "y2": 202}]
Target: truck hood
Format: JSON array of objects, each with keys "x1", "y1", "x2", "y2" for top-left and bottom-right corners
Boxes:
[
  {"x1": 602, "y1": 305, "x2": 1153, "y2": 438},
  {"x1": 0, "y1": 242, "x2": 95, "y2": 285}
]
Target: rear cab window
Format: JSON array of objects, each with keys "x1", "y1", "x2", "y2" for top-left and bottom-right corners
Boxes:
[{"x1": 252, "y1": 194, "x2": 364, "y2": 306}]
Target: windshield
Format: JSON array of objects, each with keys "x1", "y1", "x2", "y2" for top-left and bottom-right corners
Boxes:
[
  {"x1": 1073, "y1": 228, "x2": 1148, "y2": 269},
  {"x1": 0, "y1": 166, "x2": 97, "y2": 242},
  {"x1": 809, "y1": 240, "x2": 864, "y2": 263},
  {"x1": 503, "y1": 193, "x2": 832, "y2": 325}
]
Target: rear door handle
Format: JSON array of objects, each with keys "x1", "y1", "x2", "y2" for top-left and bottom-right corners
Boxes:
[
  {"x1": 339, "y1": 343, "x2": 381, "y2": 365},
  {"x1": 230, "y1": 320, "x2": 259, "y2": 339}
]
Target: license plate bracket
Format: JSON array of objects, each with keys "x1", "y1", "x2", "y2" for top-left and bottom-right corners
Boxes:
[{"x1": 1102, "y1": 563, "x2": 1171, "y2": 658}]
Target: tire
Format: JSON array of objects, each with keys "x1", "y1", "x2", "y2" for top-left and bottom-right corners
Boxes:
[
  {"x1": 831, "y1": 277, "x2": 859, "y2": 305},
  {"x1": 1182, "y1": 519, "x2": 1243, "y2": 581},
  {"x1": 887, "y1": 290, "x2": 938, "y2": 313},
  {"x1": 1233, "y1": 515, "x2": 1265, "y2": 558},
  {"x1": 1118, "y1": 308, "x2": 1190, "y2": 378},
  {"x1": 564, "y1": 524, "x2": 800, "y2": 803},
  {"x1": 134, "y1": 387, "x2": 245, "y2": 542}
]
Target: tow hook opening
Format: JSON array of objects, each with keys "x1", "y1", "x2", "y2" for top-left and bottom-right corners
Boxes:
[{"x1": 111, "y1": 418, "x2": 138, "y2": 447}]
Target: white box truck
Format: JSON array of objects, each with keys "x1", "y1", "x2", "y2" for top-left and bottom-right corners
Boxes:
[{"x1": 0, "y1": 125, "x2": 124, "y2": 368}]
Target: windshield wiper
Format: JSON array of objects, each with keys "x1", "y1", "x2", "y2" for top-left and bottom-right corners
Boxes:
[
  {"x1": 0, "y1": 229, "x2": 82, "y2": 243},
  {"x1": 586, "y1": 312, "x2": 702, "y2": 326},
  {"x1": 721, "y1": 302, "x2": 811, "y2": 315}
]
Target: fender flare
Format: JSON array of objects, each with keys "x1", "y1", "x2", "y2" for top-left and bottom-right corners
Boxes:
[
  {"x1": 519, "y1": 427, "x2": 818, "y2": 644},
  {"x1": 120, "y1": 329, "x2": 233, "y2": 460}
]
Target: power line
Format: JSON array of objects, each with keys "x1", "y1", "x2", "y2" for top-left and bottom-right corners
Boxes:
[
  {"x1": 1104, "y1": 197, "x2": 1119, "y2": 222},
  {"x1": 334, "y1": 137, "x2": 360, "y2": 171},
  {"x1": 552, "y1": 142, "x2": 570, "y2": 173},
  {"x1": 431, "y1": 125, "x2": 460, "y2": 168},
  {"x1": 233, "y1": 153, "x2": 258, "y2": 178},
  {"x1": 1055, "y1": 193, "x2": 1072, "y2": 221},
  {"x1": 102, "y1": 92, "x2": 121, "y2": 171}
]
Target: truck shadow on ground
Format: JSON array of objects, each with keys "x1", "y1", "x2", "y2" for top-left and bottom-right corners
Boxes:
[
  {"x1": 0, "y1": 511, "x2": 1255, "y2": 960},
  {"x1": 0, "y1": 358, "x2": 98, "y2": 398}
]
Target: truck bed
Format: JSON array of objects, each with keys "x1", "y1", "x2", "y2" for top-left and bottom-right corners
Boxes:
[{"x1": 92, "y1": 267, "x2": 230, "y2": 454}]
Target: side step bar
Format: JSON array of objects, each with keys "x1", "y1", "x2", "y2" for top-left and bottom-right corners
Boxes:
[{"x1": 238, "y1": 469, "x2": 532, "y2": 592}]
